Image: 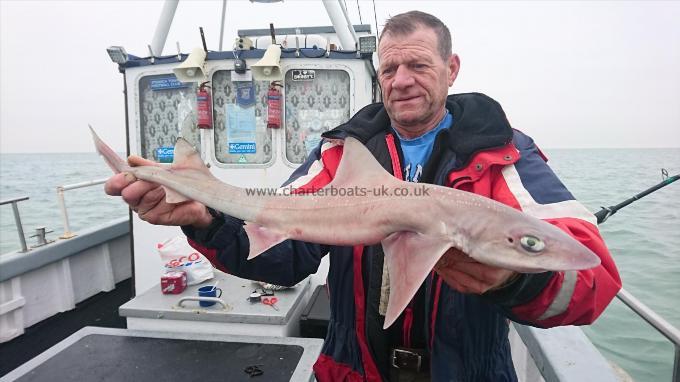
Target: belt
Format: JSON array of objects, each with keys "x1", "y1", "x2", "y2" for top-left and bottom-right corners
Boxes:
[{"x1": 390, "y1": 347, "x2": 430, "y2": 373}]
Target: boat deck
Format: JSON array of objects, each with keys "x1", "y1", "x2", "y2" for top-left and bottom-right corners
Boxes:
[
  {"x1": 0, "y1": 278, "x2": 132, "y2": 377},
  {"x1": 1, "y1": 327, "x2": 322, "y2": 382}
]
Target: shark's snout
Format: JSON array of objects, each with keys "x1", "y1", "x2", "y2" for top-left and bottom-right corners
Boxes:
[{"x1": 470, "y1": 220, "x2": 601, "y2": 273}]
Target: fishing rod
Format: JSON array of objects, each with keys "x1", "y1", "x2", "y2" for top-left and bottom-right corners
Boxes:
[{"x1": 594, "y1": 169, "x2": 679, "y2": 224}]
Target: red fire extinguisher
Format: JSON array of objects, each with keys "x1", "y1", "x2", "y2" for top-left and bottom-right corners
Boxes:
[
  {"x1": 197, "y1": 82, "x2": 212, "y2": 129},
  {"x1": 267, "y1": 81, "x2": 283, "y2": 129}
]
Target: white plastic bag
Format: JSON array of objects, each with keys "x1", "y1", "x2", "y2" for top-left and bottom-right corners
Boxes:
[{"x1": 158, "y1": 236, "x2": 214, "y2": 285}]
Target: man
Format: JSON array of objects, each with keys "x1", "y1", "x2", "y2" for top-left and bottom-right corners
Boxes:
[{"x1": 106, "y1": 11, "x2": 621, "y2": 382}]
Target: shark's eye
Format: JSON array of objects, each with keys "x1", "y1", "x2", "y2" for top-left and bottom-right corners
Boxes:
[{"x1": 520, "y1": 235, "x2": 545, "y2": 253}]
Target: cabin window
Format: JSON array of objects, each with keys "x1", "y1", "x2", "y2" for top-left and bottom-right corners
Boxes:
[
  {"x1": 212, "y1": 70, "x2": 273, "y2": 165},
  {"x1": 284, "y1": 69, "x2": 351, "y2": 164},
  {"x1": 138, "y1": 74, "x2": 202, "y2": 163}
]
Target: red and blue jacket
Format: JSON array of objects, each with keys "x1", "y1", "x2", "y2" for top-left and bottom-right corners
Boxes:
[{"x1": 183, "y1": 93, "x2": 622, "y2": 381}]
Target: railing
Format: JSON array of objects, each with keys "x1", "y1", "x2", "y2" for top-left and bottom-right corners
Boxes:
[
  {"x1": 616, "y1": 288, "x2": 680, "y2": 382},
  {"x1": 56, "y1": 178, "x2": 108, "y2": 239},
  {"x1": 0, "y1": 196, "x2": 30, "y2": 252},
  {"x1": 1, "y1": 179, "x2": 112, "y2": 254}
]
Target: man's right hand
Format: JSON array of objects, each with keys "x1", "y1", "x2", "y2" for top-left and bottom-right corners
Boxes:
[{"x1": 104, "y1": 155, "x2": 213, "y2": 228}]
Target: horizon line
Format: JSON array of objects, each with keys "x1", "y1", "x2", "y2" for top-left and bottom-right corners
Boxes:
[{"x1": 2, "y1": 146, "x2": 680, "y2": 155}]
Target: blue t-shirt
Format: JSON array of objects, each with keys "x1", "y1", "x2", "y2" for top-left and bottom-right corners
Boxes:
[{"x1": 394, "y1": 112, "x2": 453, "y2": 182}]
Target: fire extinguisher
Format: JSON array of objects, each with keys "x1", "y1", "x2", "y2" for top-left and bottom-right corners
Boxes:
[
  {"x1": 267, "y1": 81, "x2": 283, "y2": 129},
  {"x1": 197, "y1": 82, "x2": 212, "y2": 129}
]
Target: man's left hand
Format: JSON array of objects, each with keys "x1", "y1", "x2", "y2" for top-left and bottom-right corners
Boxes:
[{"x1": 434, "y1": 248, "x2": 518, "y2": 294}]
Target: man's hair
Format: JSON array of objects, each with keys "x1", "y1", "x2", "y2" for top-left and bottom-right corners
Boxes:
[{"x1": 379, "y1": 10, "x2": 452, "y2": 61}]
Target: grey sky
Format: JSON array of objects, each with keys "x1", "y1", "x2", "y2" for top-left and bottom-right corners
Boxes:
[{"x1": 1, "y1": 0, "x2": 679, "y2": 153}]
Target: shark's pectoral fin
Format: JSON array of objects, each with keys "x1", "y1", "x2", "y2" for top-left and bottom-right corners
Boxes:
[
  {"x1": 162, "y1": 186, "x2": 190, "y2": 204},
  {"x1": 381, "y1": 231, "x2": 452, "y2": 329},
  {"x1": 243, "y1": 222, "x2": 288, "y2": 260}
]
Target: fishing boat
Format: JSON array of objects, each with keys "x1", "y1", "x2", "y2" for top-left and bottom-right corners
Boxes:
[{"x1": 1, "y1": 1, "x2": 678, "y2": 381}]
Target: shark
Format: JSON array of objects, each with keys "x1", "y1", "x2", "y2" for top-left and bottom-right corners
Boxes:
[{"x1": 90, "y1": 126, "x2": 600, "y2": 328}]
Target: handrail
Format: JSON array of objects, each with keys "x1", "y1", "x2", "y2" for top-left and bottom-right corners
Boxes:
[
  {"x1": 616, "y1": 288, "x2": 680, "y2": 381},
  {"x1": 56, "y1": 178, "x2": 108, "y2": 239},
  {"x1": 0, "y1": 196, "x2": 29, "y2": 205},
  {"x1": 0, "y1": 196, "x2": 30, "y2": 253},
  {"x1": 617, "y1": 288, "x2": 680, "y2": 345},
  {"x1": 1, "y1": 179, "x2": 112, "y2": 254}
]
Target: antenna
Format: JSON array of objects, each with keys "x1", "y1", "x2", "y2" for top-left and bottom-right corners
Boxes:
[
  {"x1": 269, "y1": 23, "x2": 276, "y2": 44},
  {"x1": 199, "y1": 27, "x2": 208, "y2": 52}
]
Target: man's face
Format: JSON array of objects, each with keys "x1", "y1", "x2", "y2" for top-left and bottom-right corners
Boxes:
[{"x1": 378, "y1": 26, "x2": 460, "y2": 137}]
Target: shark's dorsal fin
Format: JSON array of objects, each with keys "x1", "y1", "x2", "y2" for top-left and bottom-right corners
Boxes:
[
  {"x1": 172, "y1": 138, "x2": 208, "y2": 172},
  {"x1": 327, "y1": 136, "x2": 397, "y2": 189},
  {"x1": 163, "y1": 138, "x2": 211, "y2": 204}
]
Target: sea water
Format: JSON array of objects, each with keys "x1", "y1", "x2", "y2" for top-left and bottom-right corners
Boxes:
[
  {"x1": 547, "y1": 148, "x2": 679, "y2": 382},
  {"x1": 0, "y1": 149, "x2": 678, "y2": 381},
  {"x1": 0, "y1": 153, "x2": 128, "y2": 254}
]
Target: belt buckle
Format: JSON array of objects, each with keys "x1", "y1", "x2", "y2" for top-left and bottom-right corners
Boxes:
[{"x1": 391, "y1": 348, "x2": 422, "y2": 372}]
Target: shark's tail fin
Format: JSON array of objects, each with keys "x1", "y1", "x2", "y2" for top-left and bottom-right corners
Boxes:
[{"x1": 89, "y1": 125, "x2": 130, "y2": 174}]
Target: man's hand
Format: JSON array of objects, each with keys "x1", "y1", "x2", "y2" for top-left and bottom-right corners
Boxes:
[
  {"x1": 104, "y1": 155, "x2": 213, "y2": 228},
  {"x1": 434, "y1": 248, "x2": 518, "y2": 294}
]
